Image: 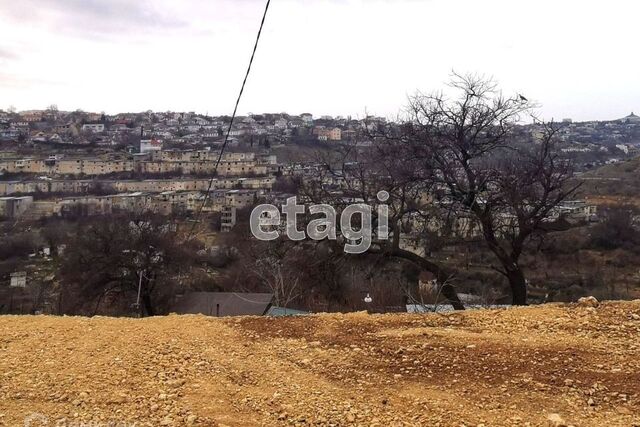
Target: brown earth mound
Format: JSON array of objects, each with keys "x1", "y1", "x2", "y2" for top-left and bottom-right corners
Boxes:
[{"x1": 1, "y1": 301, "x2": 639, "y2": 426}]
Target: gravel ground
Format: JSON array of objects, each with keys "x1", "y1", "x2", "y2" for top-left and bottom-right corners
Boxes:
[{"x1": 1, "y1": 301, "x2": 639, "y2": 426}]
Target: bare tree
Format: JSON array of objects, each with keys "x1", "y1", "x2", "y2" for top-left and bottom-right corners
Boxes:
[
  {"x1": 300, "y1": 74, "x2": 579, "y2": 307},
  {"x1": 254, "y1": 257, "x2": 300, "y2": 309},
  {"x1": 59, "y1": 212, "x2": 199, "y2": 316},
  {"x1": 401, "y1": 73, "x2": 580, "y2": 305},
  {"x1": 302, "y1": 128, "x2": 466, "y2": 309}
]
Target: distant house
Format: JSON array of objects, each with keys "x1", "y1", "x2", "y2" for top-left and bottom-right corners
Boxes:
[
  {"x1": 0, "y1": 129, "x2": 20, "y2": 141},
  {"x1": 54, "y1": 123, "x2": 78, "y2": 135},
  {"x1": 300, "y1": 113, "x2": 313, "y2": 125},
  {"x1": 11, "y1": 121, "x2": 30, "y2": 129},
  {"x1": 288, "y1": 119, "x2": 304, "y2": 128},
  {"x1": 20, "y1": 112, "x2": 43, "y2": 122},
  {"x1": 552, "y1": 200, "x2": 598, "y2": 222},
  {"x1": 274, "y1": 118, "x2": 288, "y2": 129},
  {"x1": 31, "y1": 132, "x2": 48, "y2": 143},
  {"x1": 140, "y1": 139, "x2": 163, "y2": 154},
  {"x1": 49, "y1": 133, "x2": 62, "y2": 143},
  {"x1": 110, "y1": 123, "x2": 131, "y2": 132},
  {"x1": 228, "y1": 127, "x2": 246, "y2": 137},
  {"x1": 10, "y1": 272, "x2": 27, "y2": 288},
  {"x1": 184, "y1": 124, "x2": 202, "y2": 133},
  {"x1": 82, "y1": 123, "x2": 105, "y2": 133},
  {"x1": 328, "y1": 128, "x2": 341, "y2": 141},
  {"x1": 342, "y1": 129, "x2": 357, "y2": 140},
  {"x1": 313, "y1": 126, "x2": 342, "y2": 141},
  {"x1": 171, "y1": 292, "x2": 274, "y2": 317}
]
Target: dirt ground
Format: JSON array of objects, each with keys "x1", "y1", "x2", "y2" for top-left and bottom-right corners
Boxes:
[{"x1": 1, "y1": 301, "x2": 639, "y2": 427}]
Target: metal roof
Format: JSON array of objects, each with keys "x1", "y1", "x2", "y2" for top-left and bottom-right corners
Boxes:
[
  {"x1": 171, "y1": 292, "x2": 274, "y2": 317},
  {"x1": 267, "y1": 306, "x2": 309, "y2": 317}
]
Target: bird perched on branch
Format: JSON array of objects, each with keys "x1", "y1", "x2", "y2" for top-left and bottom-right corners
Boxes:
[{"x1": 518, "y1": 94, "x2": 528, "y2": 102}]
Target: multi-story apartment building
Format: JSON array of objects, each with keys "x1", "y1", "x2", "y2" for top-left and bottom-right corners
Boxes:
[
  {"x1": 0, "y1": 158, "x2": 133, "y2": 175},
  {"x1": 221, "y1": 206, "x2": 237, "y2": 232},
  {"x1": 134, "y1": 159, "x2": 269, "y2": 176},
  {"x1": 224, "y1": 189, "x2": 256, "y2": 209},
  {"x1": 1, "y1": 150, "x2": 279, "y2": 178},
  {"x1": 0, "y1": 176, "x2": 276, "y2": 196},
  {"x1": 15, "y1": 188, "x2": 259, "y2": 220}
]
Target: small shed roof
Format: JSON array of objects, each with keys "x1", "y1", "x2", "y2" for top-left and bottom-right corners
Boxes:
[{"x1": 171, "y1": 292, "x2": 274, "y2": 317}]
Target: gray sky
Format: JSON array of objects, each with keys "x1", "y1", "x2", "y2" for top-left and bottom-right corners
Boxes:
[{"x1": 0, "y1": 0, "x2": 638, "y2": 121}]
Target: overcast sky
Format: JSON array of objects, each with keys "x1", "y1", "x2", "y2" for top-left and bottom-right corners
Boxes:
[{"x1": 0, "y1": 0, "x2": 638, "y2": 121}]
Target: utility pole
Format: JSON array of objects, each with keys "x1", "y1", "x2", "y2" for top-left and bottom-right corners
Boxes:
[{"x1": 134, "y1": 271, "x2": 143, "y2": 318}]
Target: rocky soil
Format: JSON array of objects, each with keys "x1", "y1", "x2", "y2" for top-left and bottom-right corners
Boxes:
[{"x1": 1, "y1": 301, "x2": 639, "y2": 426}]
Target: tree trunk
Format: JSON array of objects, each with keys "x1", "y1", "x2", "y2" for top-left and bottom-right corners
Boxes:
[
  {"x1": 507, "y1": 267, "x2": 527, "y2": 306},
  {"x1": 142, "y1": 293, "x2": 155, "y2": 317},
  {"x1": 91, "y1": 292, "x2": 105, "y2": 317},
  {"x1": 439, "y1": 283, "x2": 466, "y2": 310},
  {"x1": 391, "y1": 248, "x2": 465, "y2": 310}
]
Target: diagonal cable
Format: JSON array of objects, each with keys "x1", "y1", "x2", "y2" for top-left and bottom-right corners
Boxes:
[{"x1": 188, "y1": 0, "x2": 272, "y2": 239}]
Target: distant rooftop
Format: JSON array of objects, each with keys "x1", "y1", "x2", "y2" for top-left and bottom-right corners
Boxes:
[{"x1": 171, "y1": 292, "x2": 274, "y2": 317}]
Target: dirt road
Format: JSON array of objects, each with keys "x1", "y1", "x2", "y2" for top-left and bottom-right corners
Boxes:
[{"x1": 1, "y1": 301, "x2": 639, "y2": 426}]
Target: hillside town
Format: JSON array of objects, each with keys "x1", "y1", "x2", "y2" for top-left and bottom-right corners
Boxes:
[
  {"x1": 0, "y1": 108, "x2": 356, "y2": 147},
  {"x1": 0, "y1": 109, "x2": 370, "y2": 222},
  {"x1": 2, "y1": 108, "x2": 640, "y2": 145},
  {"x1": 1, "y1": 102, "x2": 630, "y2": 316},
  {"x1": 0, "y1": 108, "x2": 616, "y2": 228},
  {"x1": 1, "y1": 106, "x2": 632, "y2": 236}
]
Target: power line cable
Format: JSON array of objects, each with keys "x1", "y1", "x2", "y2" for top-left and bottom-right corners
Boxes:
[{"x1": 188, "y1": 0, "x2": 272, "y2": 239}]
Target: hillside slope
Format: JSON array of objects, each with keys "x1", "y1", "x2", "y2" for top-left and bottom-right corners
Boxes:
[
  {"x1": 579, "y1": 157, "x2": 640, "y2": 205},
  {"x1": 1, "y1": 302, "x2": 639, "y2": 426}
]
